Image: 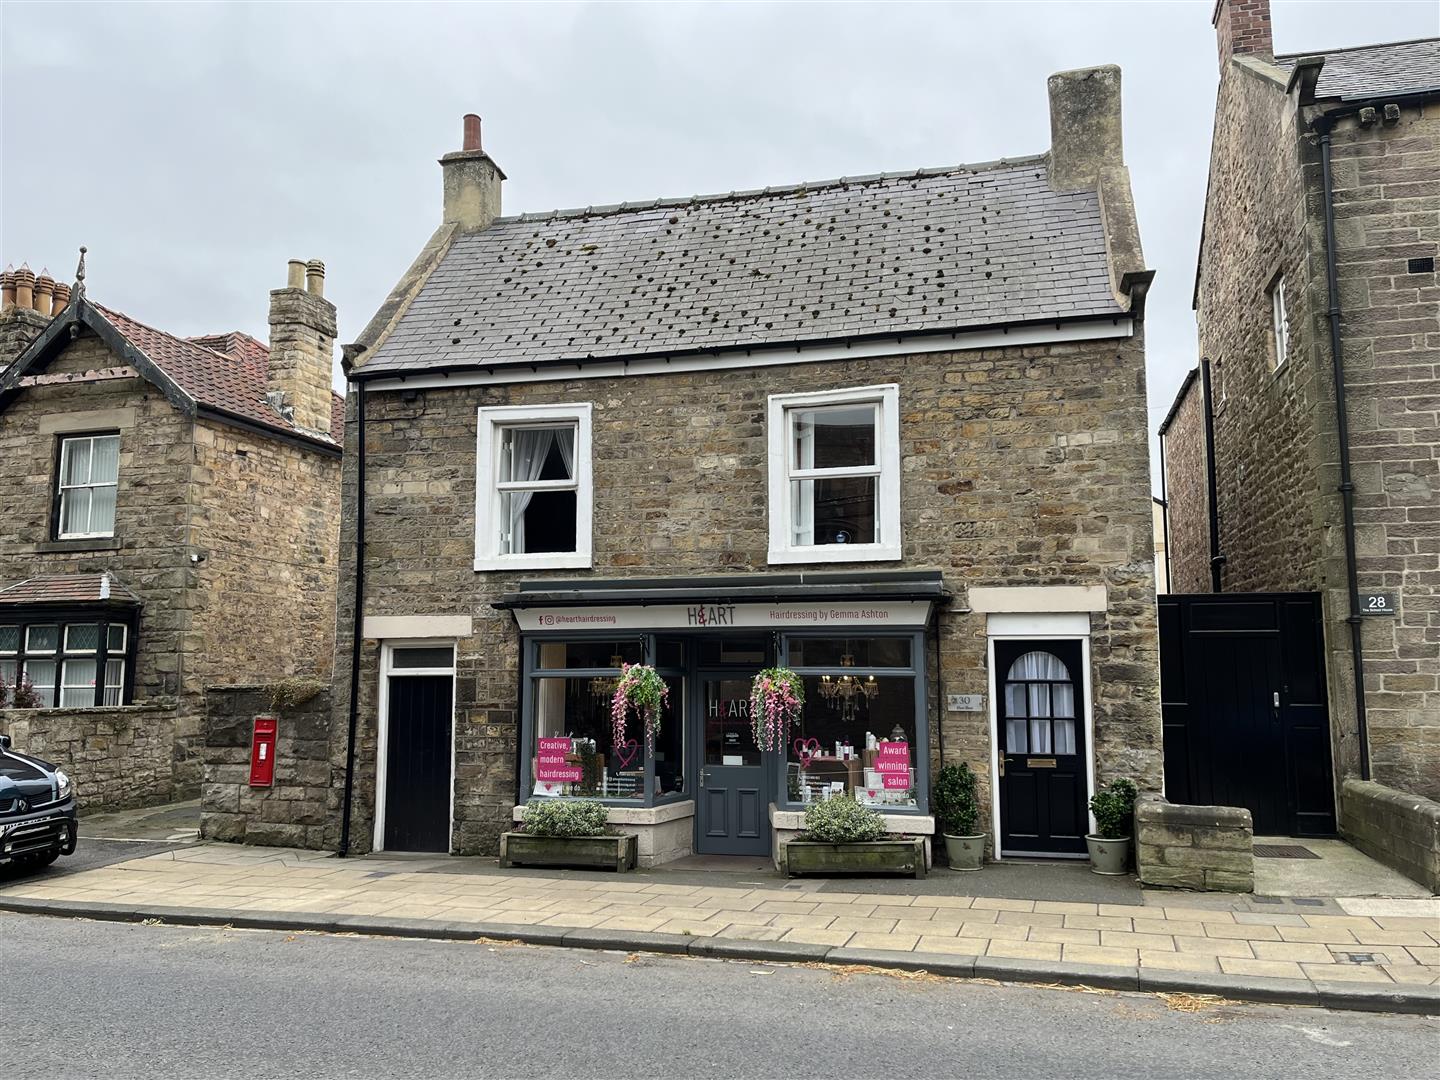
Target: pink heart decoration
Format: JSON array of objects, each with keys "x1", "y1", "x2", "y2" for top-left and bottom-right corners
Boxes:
[
  {"x1": 793, "y1": 737, "x2": 821, "y2": 768},
  {"x1": 612, "y1": 739, "x2": 639, "y2": 770}
]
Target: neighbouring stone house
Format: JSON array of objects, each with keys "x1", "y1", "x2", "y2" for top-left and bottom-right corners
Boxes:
[
  {"x1": 0, "y1": 257, "x2": 344, "y2": 810},
  {"x1": 1160, "y1": 3, "x2": 1439, "y2": 808},
  {"x1": 316, "y1": 66, "x2": 1160, "y2": 867}
]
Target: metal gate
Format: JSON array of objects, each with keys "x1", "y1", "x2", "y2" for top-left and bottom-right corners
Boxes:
[{"x1": 1158, "y1": 593, "x2": 1335, "y2": 837}]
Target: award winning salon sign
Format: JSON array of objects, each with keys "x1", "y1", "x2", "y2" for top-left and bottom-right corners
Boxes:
[
  {"x1": 514, "y1": 600, "x2": 933, "y2": 632},
  {"x1": 875, "y1": 741, "x2": 911, "y2": 789}
]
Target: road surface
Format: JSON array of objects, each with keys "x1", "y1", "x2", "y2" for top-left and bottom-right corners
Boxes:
[{"x1": 4, "y1": 914, "x2": 1433, "y2": 1079}]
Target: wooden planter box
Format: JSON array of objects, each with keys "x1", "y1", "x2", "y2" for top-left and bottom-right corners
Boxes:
[
  {"x1": 499, "y1": 831, "x2": 637, "y2": 872},
  {"x1": 785, "y1": 837, "x2": 926, "y2": 879}
]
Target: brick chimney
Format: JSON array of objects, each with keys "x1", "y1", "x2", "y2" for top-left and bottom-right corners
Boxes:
[
  {"x1": 267, "y1": 258, "x2": 337, "y2": 435},
  {"x1": 440, "y1": 113, "x2": 505, "y2": 231},
  {"x1": 1213, "y1": 0, "x2": 1273, "y2": 68},
  {"x1": 1047, "y1": 65, "x2": 1125, "y2": 192}
]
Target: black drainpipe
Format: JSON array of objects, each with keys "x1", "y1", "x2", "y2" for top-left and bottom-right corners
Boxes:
[
  {"x1": 339, "y1": 380, "x2": 367, "y2": 854},
  {"x1": 932, "y1": 607, "x2": 946, "y2": 767},
  {"x1": 1315, "y1": 114, "x2": 1371, "y2": 780},
  {"x1": 1157, "y1": 439, "x2": 1172, "y2": 594},
  {"x1": 1200, "y1": 358, "x2": 1224, "y2": 593}
]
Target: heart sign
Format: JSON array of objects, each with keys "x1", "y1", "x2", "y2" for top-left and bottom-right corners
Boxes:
[
  {"x1": 792, "y1": 736, "x2": 821, "y2": 768},
  {"x1": 612, "y1": 739, "x2": 640, "y2": 770}
]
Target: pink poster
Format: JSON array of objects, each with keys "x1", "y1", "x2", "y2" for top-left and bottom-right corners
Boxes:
[
  {"x1": 537, "y1": 737, "x2": 583, "y2": 783},
  {"x1": 876, "y1": 741, "x2": 911, "y2": 790}
]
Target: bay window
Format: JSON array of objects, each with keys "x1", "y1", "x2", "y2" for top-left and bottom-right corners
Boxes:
[{"x1": 0, "y1": 615, "x2": 134, "y2": 708}]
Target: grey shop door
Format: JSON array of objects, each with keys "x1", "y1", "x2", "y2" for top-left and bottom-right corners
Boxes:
[{"x1": 695, "y1": 675, "x2": 771, "y2": 856}]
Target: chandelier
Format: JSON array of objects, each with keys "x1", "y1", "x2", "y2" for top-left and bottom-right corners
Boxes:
[
  {"x1": 589, "y1": 655, "x2": 626, "y2": 703},
  {"x1": 817, "y1": 654, "x2": 879, "y2": 722}
]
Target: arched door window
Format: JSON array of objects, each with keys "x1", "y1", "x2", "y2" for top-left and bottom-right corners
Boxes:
[{"x1": 1003, "y1": 650, "x2": 1077, "y2": 755}]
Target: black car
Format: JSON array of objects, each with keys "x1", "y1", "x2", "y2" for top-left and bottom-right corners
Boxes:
[{"x1": 0, "y1": 733, "x2": 78, "y2": 870}]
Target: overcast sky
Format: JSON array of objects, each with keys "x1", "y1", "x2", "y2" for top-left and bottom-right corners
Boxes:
[{"x1": 4, "y1": 1, "x2": 1436, "y2": 491}]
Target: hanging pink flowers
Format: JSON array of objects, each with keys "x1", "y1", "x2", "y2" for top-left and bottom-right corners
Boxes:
[
  {"x1": 611, "y1": 663, "x2": 669, "y2": 753},
  {"x1": 750, "y1": 667, "x2": 805, "y2": 753}
]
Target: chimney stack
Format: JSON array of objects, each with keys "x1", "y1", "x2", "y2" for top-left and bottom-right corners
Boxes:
[
  {"x1": 440, "y1": 113, "x2": 505, "y2": 232},
  {"x1": 268, "y1": 257, "x2": 337, "y2": 435},
  {"x1": 1047, "y1": 65, "x2": 1125, "y2": 192},
  {"x1": 1, "y1": 261, "x2": 61, "y2": 366},
  {"x1": 1213, "y1": 0, "x2": 1273, "y2": 68}
]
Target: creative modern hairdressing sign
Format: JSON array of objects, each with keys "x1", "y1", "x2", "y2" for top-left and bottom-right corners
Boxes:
[{"x1": 513, "y1": 601, "x2": 933, "y2": 632}]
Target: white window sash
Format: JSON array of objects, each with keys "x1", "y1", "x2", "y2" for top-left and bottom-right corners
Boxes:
[{"x1": 57, "y1": 434, "x2": 119, "y2": 539}]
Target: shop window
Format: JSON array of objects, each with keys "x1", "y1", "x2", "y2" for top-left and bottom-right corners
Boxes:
[
  {"x1": 1269, "y1": 276, "x2": 1289, "y2": 369},
  {"x1": 475, "y1": 403, "x2": 592, "y2": 571},
  {"x1": 789, "y1": 637, "x2": 911, "y2": 669},
  {"x1": 1003, "y1": 650, "x2": 1076, "y2": 755},
  {"x1": 56, "y1": 433, "x2": 120, "y2": 539},
  {"x1": 1, "y1": 616, "x2": 134, "y2": 709},
  {"x1": 766, "y1": 385, "x2": 901, "y2": 564}
]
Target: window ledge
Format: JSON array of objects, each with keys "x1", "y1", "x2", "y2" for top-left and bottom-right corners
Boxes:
[
  {"x1": 769, "y1": 804, "x2": 934, "y2": 833},
  {"x1": 476, "y1": 553, "x2": 592, "y2": 572},
  {"x1": 35, "y1": 537, "x2": 121, "y2": 554},
  {"x1": 767, "y1": 544, "x2": 902, "y2": 566},
  {"x1": 513, "y1": 800, "x2": 695, "y2": 826}
]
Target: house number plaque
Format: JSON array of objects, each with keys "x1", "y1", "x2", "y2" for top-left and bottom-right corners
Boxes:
[{"x1": 1358, "y1": 593, "x2": 1396, "y2": 616}]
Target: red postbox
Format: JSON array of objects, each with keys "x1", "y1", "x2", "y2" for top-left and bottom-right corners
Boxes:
[{"x1": 249, "y1": 716, "x2": 278, "y2": 788}]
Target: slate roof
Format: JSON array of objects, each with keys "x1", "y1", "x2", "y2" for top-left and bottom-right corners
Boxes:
[
  {"x1": 0, "y1": 573, "x2": 141, "y2": 606},
  {"x1": 1274, "y1": 38, "x2": 1440, "y2": 101},
  {"x1": 92, "y1": 306, "x2": 345, "y2": 441},
  {"x1": 364, "y1": 159, "x2": 1125, "y2": 376}
]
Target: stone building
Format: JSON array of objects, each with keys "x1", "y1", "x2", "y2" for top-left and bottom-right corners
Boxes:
[
  {"x1": 1161, "y1": 2, "x2": 1440, "y2": 803},
  {"x1": 0, "y1": 257, "x2": 343, "y2": 810},
  {"x1": 328, "y1": 67, "x2": 1159, "y2": 866}
]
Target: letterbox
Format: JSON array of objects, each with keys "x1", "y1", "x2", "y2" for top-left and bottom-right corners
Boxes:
[{"x1": 249, "y1": 716, "x2": 278, "y2": 788}]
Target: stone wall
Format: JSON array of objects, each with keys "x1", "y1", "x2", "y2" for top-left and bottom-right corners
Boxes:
[
  {"x1": 0, "y1": 702, "x2": 179, "y2": 811},
  {"x1": 200, "y1": 684, "x2": 335, "y2": 850},
  {"x1": 1135, "y1": 793, "x2": 1254, "y2": 892},
  {"x1": 1159, "y1": 371, "x2": 1212, "y2": 593},
  {"x1": 1340, "y1": 778, "x2": 1440, "y2": 893},
  {"x1": 334, "y1": 329, "x2": 1161, "y2": 856}
]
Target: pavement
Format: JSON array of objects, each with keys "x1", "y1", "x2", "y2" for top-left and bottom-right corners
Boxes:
[
  {"x1": 2, "y1": 841, "x2": 1436, "y2": 1015},
  {"x1": 9, "y1": 913, "x2": 1438, "y2": 1080}
]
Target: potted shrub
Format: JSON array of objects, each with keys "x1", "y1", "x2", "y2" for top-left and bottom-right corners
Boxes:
[
  {"x1": 500, "y1": 798, "x2": 637, "y2": 872},
  {"x1": 784, "y1": 795, "x2": 926, "y2": 879},
  {"x1": 932, "y1": 762, "x2": 985, "y2": 871},
  {"x1": 1086, "y1": 778, "x2": 1138, "y2": 875}
]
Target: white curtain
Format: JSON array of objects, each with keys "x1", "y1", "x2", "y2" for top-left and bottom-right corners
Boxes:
[
  {"x1": 792, "y1": 416, "x2": 815, "y2": 545},
  {"x1": 1006, "y1": 651, "x2": 1077, "y2": 755},
  {"x1": 505, "y1": 428, "x2": 556, "y2": 554}
]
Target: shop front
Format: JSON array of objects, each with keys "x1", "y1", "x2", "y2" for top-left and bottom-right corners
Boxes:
[{"x1": 500, "y1": 575, "x2": 945, "y2": 867}]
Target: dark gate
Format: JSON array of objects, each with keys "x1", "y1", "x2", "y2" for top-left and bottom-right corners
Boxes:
[{"x1": 1158, "y1": 593, "x2": 1334, "y2": 836}]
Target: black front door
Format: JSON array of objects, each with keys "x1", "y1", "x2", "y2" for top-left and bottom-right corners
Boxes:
[
  {"x1": 696, "y1": 674, "x2": 770, "y2": 856},
  {"x1": 383, "y1": 674, "x2": 453, "y2": 853},
  {"x1": 996, "y1": 639, "x2": 1088, "y2": 857}
]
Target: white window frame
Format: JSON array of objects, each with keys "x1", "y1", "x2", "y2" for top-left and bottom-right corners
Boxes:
[
  {"x1": 1270, "y1": 276, "x2": 1289, "y2": 370},
  {"x1": 57, "y1": 433, "x2": 120, "y2": 540},
  {"x1": 474, "y1": 403, "x2": 593, "y2": 572},
  {"x1": 767, "y1": 384, "x2": 902, "y2": 564}
]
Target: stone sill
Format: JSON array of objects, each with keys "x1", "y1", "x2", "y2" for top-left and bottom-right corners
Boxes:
[
  {"x1": 513, "y1": 800, "x2": 695, "y2": 827},
  {"x1": 770, "y1": 803, "x2": 935, "y2": 835},
  {"x1": 0, "y1": 701, "x2": 176, "y2": 719},
  {"x1": 33, "y1": 537, "x2": 123, "y2": 554}
]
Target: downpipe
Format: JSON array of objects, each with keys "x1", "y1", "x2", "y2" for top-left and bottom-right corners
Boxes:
[{"x1": 339, "y1": 380, "x2": 367, "y2": 854}]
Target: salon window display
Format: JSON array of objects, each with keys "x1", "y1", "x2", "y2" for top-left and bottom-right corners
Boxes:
[{"x1": 785, "y1": 637, "x2": 920, "y2": 810}]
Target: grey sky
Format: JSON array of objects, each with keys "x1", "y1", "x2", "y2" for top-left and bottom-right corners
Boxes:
[{"x1": 4, "y1": 1, "x2": 1436, "y2": 492}]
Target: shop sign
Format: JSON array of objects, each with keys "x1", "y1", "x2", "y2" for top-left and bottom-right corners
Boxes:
[
  {"x1": 536, "y1": 737, "x2": 583, "y2": 783},
  {"x1": 875, "y1": 741, "x2": 911, "y2": 789},
  {"x1": 516, "y1": 600, "x2": 933, "y2": 632}
]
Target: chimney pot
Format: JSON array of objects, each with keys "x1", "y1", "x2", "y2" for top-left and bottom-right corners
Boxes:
[
  {"x1": 287, "y1": 259, "x2": 306, "y2": 289},
  {"x1": 1, "y1": 269, "x2": 15, "y2": 311},
  {"x1": 305, "y1": 259, "x2": 326, "y2": 298},
  {"x1": 14, "y1": 265, "x2": 35, "y2": 311},
  {"x1": 52, "y1": 281, "x2": 71, "y2": 315},
  {"x1": 463, "y1": 113, "x2": 482, "y2": 152},
  {"x1": 34, "y1": 271, "x2": 55, "y2": 316}
]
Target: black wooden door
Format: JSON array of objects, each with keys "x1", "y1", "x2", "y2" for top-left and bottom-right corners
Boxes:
[
  {"x1": 995, "y1": 640, "x2": 1088, "y2": 857},
  {"x1": 1158, "y1": 594, "x2": 1335, "y2": 836},
  {"x1": 383, "y1": 674, "x2": 453, "y2": 853},
  {"x1": 695, "y1": 675, "x2": 770, "y2": 856}
]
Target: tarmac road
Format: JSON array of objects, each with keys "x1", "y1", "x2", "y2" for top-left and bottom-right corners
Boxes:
[{"x1": 4, "y1": 913, "x2": 1435, "y2": 1080}]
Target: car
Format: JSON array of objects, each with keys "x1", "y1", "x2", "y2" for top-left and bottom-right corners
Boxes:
[{"x1": 0, "y1": 733, "x2": 78, "y2": 871}]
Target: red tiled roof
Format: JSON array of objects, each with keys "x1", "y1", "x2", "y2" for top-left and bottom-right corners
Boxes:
[
  {"x1": 0, "y1": 573, "x2": 141, "y2": 606},
  {"x1": 90, "y1": 305, "x2": 343, "y2": 447}
]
